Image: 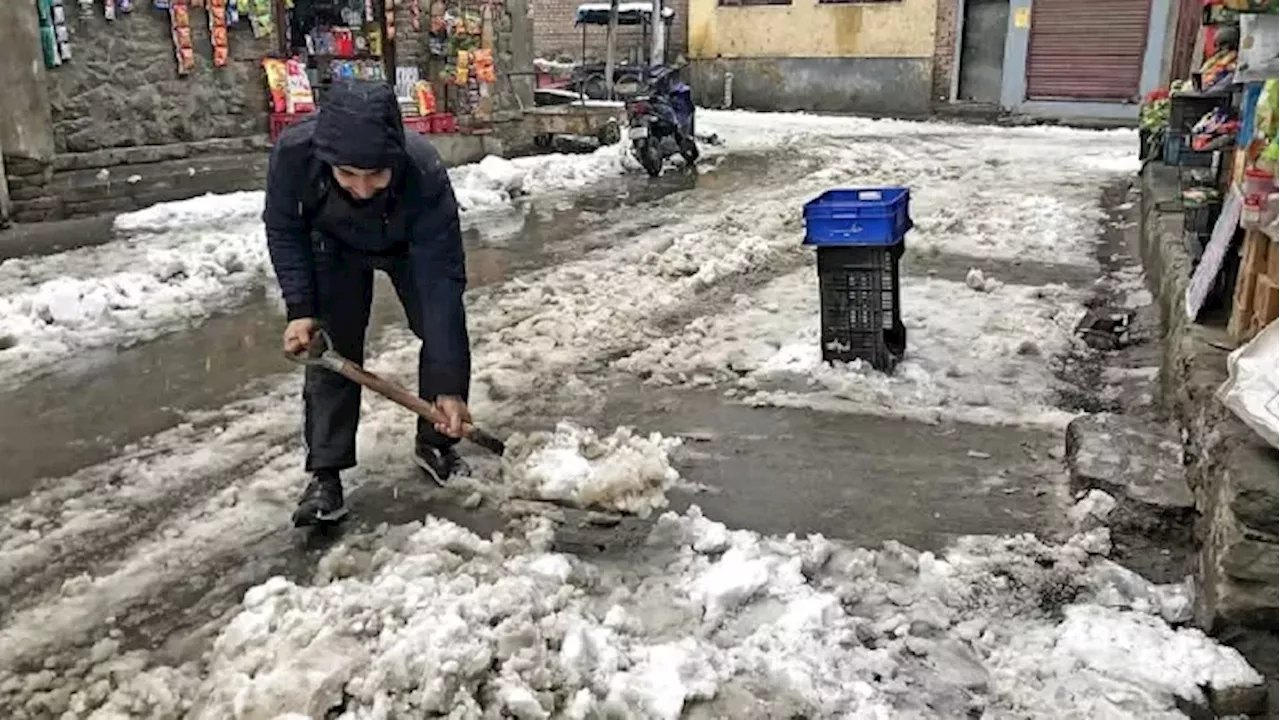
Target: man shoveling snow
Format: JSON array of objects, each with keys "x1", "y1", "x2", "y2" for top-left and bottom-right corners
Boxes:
[{"x1": 265, "y1": 79, "x2": 474, "y2": 526}]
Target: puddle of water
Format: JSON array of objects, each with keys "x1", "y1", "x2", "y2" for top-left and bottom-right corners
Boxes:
[{"x1": 496, "y1": 373, "x2": 1067, "y2": 552}]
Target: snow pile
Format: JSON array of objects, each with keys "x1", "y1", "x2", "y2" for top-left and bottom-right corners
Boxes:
[
  {"x1": 0, "y1": 220, "x2": 268, "y2": 383},
  {"x1": 113, "y1": 191, "x2": 265, "y2": 234},
  {"x1": 80, "y1": 500, "x2": 1260, "y2": 719},
  {"x1": 616, "y1": 270, "x2": 1087, "y2": 427},
  {"x1": 0, "y1": 145, "x2": 641, "y2": 383},
  {"x1": 502, "y1": 422, "x2": 682, "y2": 517},
  {"x1": 450, "y1": 145, "x2": 636, "y2": 212}
]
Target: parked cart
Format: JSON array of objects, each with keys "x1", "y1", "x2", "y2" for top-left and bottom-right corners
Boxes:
[{"x1": 526, "y1": 103, "x2": 625, "y2": 147}]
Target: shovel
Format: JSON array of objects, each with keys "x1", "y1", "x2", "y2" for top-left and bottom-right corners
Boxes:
[{"x1": 285, "y1": 328, "x2": 506, "y2": 455}]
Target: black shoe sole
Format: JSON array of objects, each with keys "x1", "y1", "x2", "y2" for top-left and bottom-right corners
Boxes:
[
  {"x1": 292, "y1": 506, "x2": 349, "y2": 527},
  {"x1": 413, "y1": 453, "x2": 449, "y2": 487}
]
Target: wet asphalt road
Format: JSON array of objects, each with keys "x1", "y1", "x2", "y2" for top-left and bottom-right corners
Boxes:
[{"x1": 0, "y1": 148, "x2": 1154, "y2": 696}]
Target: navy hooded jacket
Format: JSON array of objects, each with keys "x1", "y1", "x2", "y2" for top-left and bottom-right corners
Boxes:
[{"x1": 263, "y1": 80, "x2": 470, "y2": 397}]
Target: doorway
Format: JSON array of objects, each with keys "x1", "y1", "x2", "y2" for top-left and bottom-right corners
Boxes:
[{"x1": 957, "y1": 0, "x2": 1009, "y2": 105}]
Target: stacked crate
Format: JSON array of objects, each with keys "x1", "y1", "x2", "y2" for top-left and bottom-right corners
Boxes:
[{"x1": 802, "y1": 188, "x2": 912, "y2": 372}]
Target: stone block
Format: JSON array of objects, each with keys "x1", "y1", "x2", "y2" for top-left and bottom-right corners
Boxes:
[
  {"x1": 62, "y1": 197, "x2": 139, "y2": 217},
  {"x1": 53, "y1": 143, "x2": 188, "y2": 171},
  {"x1": 1196, "y1": 531, "x2": 1278, "y2": 631},
  {"x1": 2, "y1": 156, "x2": 48, "y2": 177},
  {"x1": 1222, "y1": 440, "x2": 1280, "y2": 536},
  {"x1": 1066, "y1": 413, "x2": 1194, "y2": 513},
  {"x1": 11, "y1": 196, "x2": 62, "y2": 223},
  {"x1": 7, "y1": 185, "x2": 50, "y2": 203}
]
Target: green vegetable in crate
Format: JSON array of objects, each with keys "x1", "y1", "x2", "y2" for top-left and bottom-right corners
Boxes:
[{"x1": 1140, "y1": 100, "x2": 1169, "y2": 131}]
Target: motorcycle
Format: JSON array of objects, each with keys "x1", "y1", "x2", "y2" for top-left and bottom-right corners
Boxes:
[{"x1": 620, "y1": 66, "x2": 699, "y2": 178}]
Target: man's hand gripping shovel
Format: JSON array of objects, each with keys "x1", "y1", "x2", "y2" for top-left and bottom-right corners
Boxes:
[{"x1": 285, "y1": 328, "x2": 505, "y2": 455}]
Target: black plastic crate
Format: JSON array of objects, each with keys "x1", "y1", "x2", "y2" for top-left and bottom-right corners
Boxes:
[{"x1": 816, "y1": 244, "x2": 907, "y2": 371}]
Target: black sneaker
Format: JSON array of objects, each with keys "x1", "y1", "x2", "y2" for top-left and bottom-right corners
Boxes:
[
  {"x1": 413, "y1": 445, "x2": 464, "y2": 486},
  {"x1": 292, "y1": 471, "x2": 348, "y2": 527}
]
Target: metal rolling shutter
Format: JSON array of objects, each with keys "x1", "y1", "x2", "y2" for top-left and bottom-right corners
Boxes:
[{"x1": 1026, "y1": 0, "x2": 1152, "y2": 102}]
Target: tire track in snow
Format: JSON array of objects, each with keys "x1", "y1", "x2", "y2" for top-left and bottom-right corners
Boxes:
[
  {"x1": 0, "y1": 123, "x2": 1140, "y2": 715},
  {"x1": 0, "y1": 140, "x2": 885, "y2": 687},
  {"x1": 0, "y1": 153, "x2": 816, "y2": 621}
]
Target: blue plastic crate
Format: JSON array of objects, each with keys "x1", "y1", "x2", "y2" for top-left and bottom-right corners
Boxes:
[
  {"x1": 1163, "y1": 131, "x2": 1213, "y2": 168},
  {"x1": 803, "y1": 187, "x2": 912, "y2": 247}
]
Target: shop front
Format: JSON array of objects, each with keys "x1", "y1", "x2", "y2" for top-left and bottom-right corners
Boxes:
[
  {"x1": 263, "y1": 0, "x2": 506, "y2": 142},
  {"x1": 1135, "y1": 0, "x2": 1278, "y2": 679},
  {"x1": 937, "y1": 0, "x2": 1177, "y2": 121},
  {"x1": 4, "y1": 0, "x2": 532, "y2": 222}
]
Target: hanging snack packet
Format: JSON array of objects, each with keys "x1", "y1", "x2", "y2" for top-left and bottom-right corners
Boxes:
[
  {"x1": 414, "y1": 80, "x2": 437, "y2": 115},
  {"x1": 463, "y1": 9, "x2": 481, "y2": 34},
  {"x1": 473, "y1": 48, "x2": 495, "y2": 83},
  {"x1": 455, "y1": 50, "x2": 470, "y2": 84},
  {"x1": 263, "y1": 58, "x2": 289, "y2": 112},
  {"x1": 285, "y1": 58, "x2": 316, "y2": 113}
]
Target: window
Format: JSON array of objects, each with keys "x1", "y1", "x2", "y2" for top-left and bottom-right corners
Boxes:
[{"x1": 718, "y1": 0, "x2": 791, "y2": 7}]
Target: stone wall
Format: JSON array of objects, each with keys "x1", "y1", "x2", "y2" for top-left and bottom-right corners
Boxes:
[
  {"x1": 48, "y1": 7, "x2": 275, "y2": 154},
  {"x1": 4, "y1": 0, "x2": 534, "y2": 224},
  {"x1": 1140, "y1": 161, "x2": 1279, "y2": 716},
  {"x1": 931, "y1": 0, "x2": 957, "y2": 104}
]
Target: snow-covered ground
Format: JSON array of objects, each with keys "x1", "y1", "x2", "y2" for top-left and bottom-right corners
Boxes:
[
  {"x1": 3, "y1": 112, "x2": 1253, "y2": 720},
  {"x1": 0, "y1": 112, "x2": 1135, "y2": 387},
  {"x1": 616, "y1": 270, "x2": 1088, "y2": 428},
  {"x1": 46, "y1": 449, "x2": 1262, "y2": 719},
  {"x1": 0, "y1": 146, "x2": 644, "y2": 386}
]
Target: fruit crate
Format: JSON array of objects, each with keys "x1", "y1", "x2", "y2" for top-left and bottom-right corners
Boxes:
[
  {"x1": 269, "y1": 112, "x2": 314, "y2": 142},
  {"x1": 402, "y1": 115, "x2": 432, "y2": 135},
  {"x1": 815, "y1": 243, "x2": 907, "y2": 371},
  {"x1": 430, "y1": 113, "x2": 457, "y2": 134}
]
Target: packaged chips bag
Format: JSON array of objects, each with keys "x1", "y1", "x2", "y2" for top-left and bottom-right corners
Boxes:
[
  {"x1": 263, "y1": 58, "x2": 288, "y2": 112},
  {"x1": 473, "y1": 48, "x2": 495, "y2": 84},
  {"x1": 285, "y1": 58, "x2": 315, "y2": 113},
  {"x1": 414, "y1": 80, "x2": 437, "y2": 115}
]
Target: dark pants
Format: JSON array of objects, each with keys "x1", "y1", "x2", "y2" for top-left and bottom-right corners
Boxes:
[{"x1": 304, "y1": 240, "x2": 463, "y2": 472}]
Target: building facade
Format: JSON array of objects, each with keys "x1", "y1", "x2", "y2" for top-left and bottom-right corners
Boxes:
[
  {"x1": 684, "y1": 0, "x2": 939, "y2": 116},
  {"x1": 533, "y1": 0, "x2": 689, "y2": 63},
  {"x1": 935, "y1": 0, "x2": 1178, "y2": 121}
]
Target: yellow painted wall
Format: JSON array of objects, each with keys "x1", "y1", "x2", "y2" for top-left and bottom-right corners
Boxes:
[{"x1": 688, "y1": 0, "x2": 937, "y2": 60}]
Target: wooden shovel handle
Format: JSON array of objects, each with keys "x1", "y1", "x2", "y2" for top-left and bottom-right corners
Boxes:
[{"x1": 336, "y1": 360, "x2": 456, "y2": 429}]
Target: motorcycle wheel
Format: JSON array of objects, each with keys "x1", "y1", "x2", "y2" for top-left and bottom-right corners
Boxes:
[
  {"x1": 637, "y1": 139, "x2": 663, "y2": 178},
  {"x1": 678, "y1": 134, "x2": 700, "y2": 165}
]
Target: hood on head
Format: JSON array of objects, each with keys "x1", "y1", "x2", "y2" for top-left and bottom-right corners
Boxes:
[{"x1": 313, "y1": 80, "x2": 406, "y2": 171}]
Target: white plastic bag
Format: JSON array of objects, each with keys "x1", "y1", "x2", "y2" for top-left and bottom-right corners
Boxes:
[{"x1": 1216, "y1": 319, "x2": 1280, "y2": 449}]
